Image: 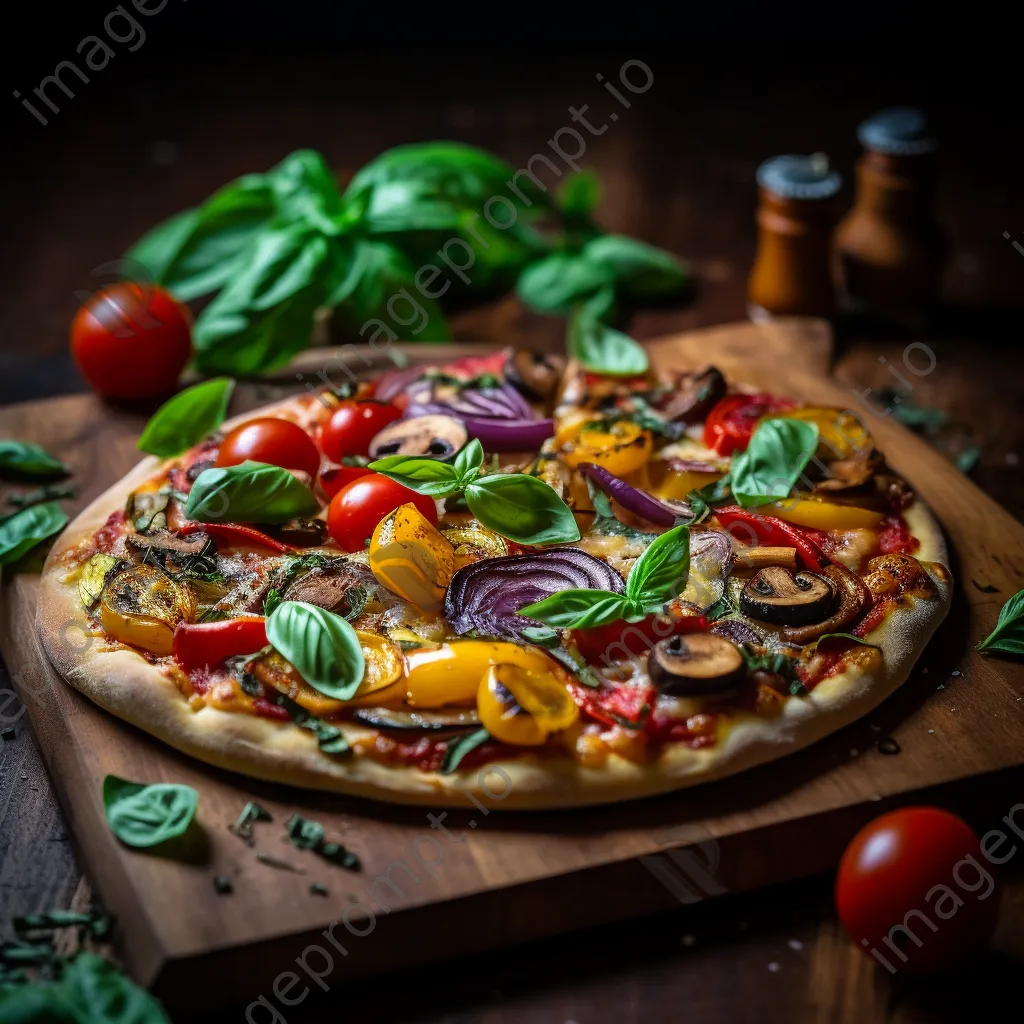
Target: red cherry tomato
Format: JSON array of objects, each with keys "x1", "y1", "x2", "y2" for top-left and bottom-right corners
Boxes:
[
  {"x1": 320, "y1": 401, "x2": 402, "y2": 462},
  {"x1": 71, "y1": 282, "x2": 192, "y2": 398},
  {"x1": 703, "y1": 393, "x2": 798, "y2": 455},
  {"x1": 216, "y1": 418, "x2": 320, "y2": 478},
  {"x1": 327, "y1": 474, "x2": 437, "y2": 552},
  {"x1": 319, "y1": 464, "x2": 374, "y2": 499},
  {"x1": 836, "y1": 807, "x2": 1000, "y2": 974},
  {"x1": 441, "y1": 351, "x2": 509, "y2": 379}
]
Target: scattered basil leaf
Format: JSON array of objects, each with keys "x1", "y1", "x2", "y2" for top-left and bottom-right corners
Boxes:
[
  {"x1": 568, "y1": 310, "x2": 649, "y2": 376},
  {"x1": 440, "y1": 727, "x2": 491, "y2": 774},
  {"x1": 137, "y1": 377, "x2": 235, "y2": 458},
  {"x1": 516, "y1": 252, "x2": 615, "y2": 315},
  {"x1": 13, "y1": 909, "x2": 96, "y2": 933},
  {"x1": 877, "y1": 389, "x2": 949, "y2": 430},
  {"x1": 557, "y1": 170, "x2": 601, "y2": 218},
  {"x1": 977, "y1": 588, "x2": 1024, "y2": 655},
  {"x1": 285, "y1": 813, "x2": 325, "y2": 850},
  {"x1": 730, "y1": 418, "x2": 819, "y2": 509},
  {"x1": 367, "y1": 453, "x2": 460, "y2": 497},
  {"x1": 0, "y1": 502, "x2": 68, "y2": 566},
  {"x1": 266, "y1": 600, "x2": 365, "y2": 700},
  {"x1": 0, "y1": 441, "x2": 69, "y2": 479},
  {"x1": 6, "y1": 482, "x2": 77, "y2": 511},
  {"x1": 184, "y1": 461, "x2": 319, "y2": 525},
  {"x1": 625, "y1": 525, "x2": 690, "y2": 611},
  {"x1": 102, "y1": 776, "x2": 199, "y2": 849},
  {"x1": 464, "y1": 473, "x2": 580, "y2": 545},
  {"x1": 228, "y1": 800, "x2": 272, "y2": 844},
  {"x1": 956, "y1": 445, "x2": 981, "y2": 474}
]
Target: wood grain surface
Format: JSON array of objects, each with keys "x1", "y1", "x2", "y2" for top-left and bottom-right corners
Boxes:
[{"x1": 1, "y1": 321, "x2": 1022, "y2": 1018}]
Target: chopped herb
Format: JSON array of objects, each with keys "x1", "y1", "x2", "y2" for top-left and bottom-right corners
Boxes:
[
  {"x1": 256, "y1": 852, "x2": 305, "y2": 873},
  {"x1": 441, "y1": 728, "x2": 490, "y2": 774},
  {"x1": 814, "y1": 632, "x2": 880, "y2": 649},
  {"x1": 789, "y1": 680, "x2": 809, "y2": 696},
  {"x1": 263, "y1": 552, "x2": 335, "y2": 615},
  {"x1": 0, "y1": 940, "x2": 55, "y2": 966},
  {"x1": 977, "y1": 588, "x2": 1024, "y2": 656},
  {"x1": 309, "y1": 882, "x2": 329, "y2": 896},
  {"x1": 704, "y1": 594, "x2": 736, "y2": 622},
  {"x1": 740, "y1": 646, "x2": 801, "y2": 687},
  {"x1": 229, "y1": 801, "x2": 273, "y2": 845},
  {"x1": 320, "y1": 842, "x2": 361, "y2": 871},
  {"x1": 690, "y1": 476, "x2": 733, "y2": 506},
  {"x1": 213, "y1": 876, "x2": 234, "y2": 894},
  {"x1": 284, "y1": 815, "x2": 361, "y2": 871},
  {"x1": 590, "y1": 514, "x2": 658, "y2": 544},
  {"x1": 396, "y1": 638, "x2": 424, "y2": 651}
]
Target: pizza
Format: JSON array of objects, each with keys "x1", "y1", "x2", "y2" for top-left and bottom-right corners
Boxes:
[{"x1": 37, "y1": 347, "x2": 952, "y2": 809}]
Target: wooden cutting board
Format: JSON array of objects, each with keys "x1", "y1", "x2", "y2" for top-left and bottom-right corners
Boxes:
[{"x1": 2, "y1": 318, "x2": 1022, "y2": 1016}]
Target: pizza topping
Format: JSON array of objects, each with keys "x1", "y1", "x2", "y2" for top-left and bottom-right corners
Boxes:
[
  {"x1": 269, "y1": 517, "x2": 328, "y2": 548},
  {"x1": 702, "y1": 393, "x2": 798, "y2": 455},
  {"x1": 740, "y1": 567, "x2": 836, "y2": 625},
  {"x1": 649, "y1": 633, "x2": 745, "y2": 695},
  {"x1": 369, "y1": 503, "x2": 455, "y2": 610},
  {"x1": 217, "y1": 417, "x2": 322, "y2": 478},
  {"x1": 125, "y1": 528, "x2": 218, "y2": 578},
  {"x1": 477, "y1": 662, "x2": 579, "y2": 746},
  {"x1": 713, "y1": 507, "x2": 830, "y2": 572},
  {"x1": 779, "y1": 562, "x2": 872, "y2": 646},
  {"x1": 771, "y1": 496, "x2": 884, "y2": 532},
  {"x1": 351, "y1": 707, "x2": 481, "y2": 731},
  {"x1": 273, "y1": 555, "x2": 375, "y2": 615},
  {"x1": 179, "y1": 521, "x2": 295, "y2": 555},
  {"x1": 556, "y1": 416, "x2": 652, "y2": 475},
  {"x1": 506, "y1": 349, "x2": 566, "y2": 401},
  {"x1": 100, "y1": 565, "x2": 195, "y2": 656},
  {"x1": 185, "y1": 462, "x2": 320, "y2": 526},
  {"x1": 172, "y1": 617, "x2": 268, "y2": 671},
  {"x1": 406, "y1": 375, "x2": 533, "y2": 421},
  {"x1": 658, "y1": 366, "x2": 727, "y2": 425},
  {"x1": 368, "y1": 414, "x2": 468, "y2": 460},
  {"x1": 578, "y1": 461, "x2": 697, "y2": 528},
  {"x1": 78, "y1": 552, "x2": 124, "y2": 608},
  {"x1": 733, "y1": 546, "x2": 798, "y2": 571}
]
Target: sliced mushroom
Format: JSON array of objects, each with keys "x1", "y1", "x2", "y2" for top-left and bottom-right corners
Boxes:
[
  {"x1": 814, "y1": 449, "x2": 882, "y2": 493},
  {"x1": 506, "y1": 350, "x2": 566, "y2": 401},
  {"x1": 649, "y1": 633, "x2": 745, "y2": 695},
  {"x1": 350, "y1": 707, "x2": 481, "y2": 731},
  {"x1": 740, "y1": 566, "x2": 836, "y2": 626},
  {"x1": 284, "y1": 558, "x2": 375, "y2": 614},
  {"x1": 659, "y1": 366, "x2": 727, "y2": 424},
  {"x1": 369, "y1": 414, "x2": 468, "y2": 460},
  {"x1": 270, "y1": 518, "x2": 328, "y2": 547},
  {"x1": 126, "y1": 529, "x2": 217, "y2": 576},
  {"x1": 779, "y1": 563, "x2": 871, "y2": 645}
]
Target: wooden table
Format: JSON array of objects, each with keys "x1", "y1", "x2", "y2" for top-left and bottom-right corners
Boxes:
[{"x1": 3, "y1": 49, "x2": 1024, "y2": 1023}]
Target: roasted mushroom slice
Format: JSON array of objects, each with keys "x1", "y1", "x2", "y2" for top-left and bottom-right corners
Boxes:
[
  {"x1": 368, "y1": 414, "x2": 468, "y2": 460},
  {"x1": 270, "y1": 517, "x2": 328, "y2": 547},
  {"x1": 659, "y1": 366, "x2": 727, "y2": 424},
  {"x1": 739, "y1": 566, "x2": 836, "y2": 626},
  {"x1": 779, "y1": 563, "x2": 871, "y2": 645},
  {"x1": 506, "y1": 350, "x2": 566, "y2": 401},
  {"x1": 649, "y1": 633, "x2": 745, "y2": 695},
  {"x1": 126, "y1": 529, "x2": 217, "y2": 577}
]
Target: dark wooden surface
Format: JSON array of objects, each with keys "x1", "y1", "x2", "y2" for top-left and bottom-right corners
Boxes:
[{"x1": 3, "y1": 49, "x2": 1024, "y2": 1022}]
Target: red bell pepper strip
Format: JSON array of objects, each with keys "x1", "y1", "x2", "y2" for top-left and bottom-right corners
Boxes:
[
  {"x1": 570, "y1": 680, "x2": 658, "y2": 730},
  {"x1": 178, "y1": 521, "x2": 294, "y2": 554},
  {"x1": 172, "y1": 617, "x2": 268, "y2": 671},
  {"x1": 713, "y1": 506, "x2": 829, "y2": 571},
  {"x1": 703, "y1": 393, "x2": 798, "y2": 455}
]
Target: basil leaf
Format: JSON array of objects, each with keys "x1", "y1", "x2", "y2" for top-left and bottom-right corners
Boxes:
[
  {"x1": 625, "y1": 524, "x2": 690, "y2": 609},
  {"x1": 815, "y1": 632, "x2": 881, "y2": 649},
  {"x1": 690, "y1": 476, "x2": 732, "y2": 506},
  {"x1": 465, "y1": 474, "x2": 580, "y2": 545},
  {"x1": 267, "y1": 150, "x2": 346, "y2": 234},
  {"x1": 0, "y1": 440, "x2": 68, "y2": 479},
  {"x1": 739, "y1": 646, "x2": 800, "y2": 684},
  {"x1": 127, "y1": 176, "x2": 277, "y2": 302},
  {"x1": 102, "y1": 776, "x2": 198, "y2": 848},
  {"x1": 581, "y1": 281, "x2": 618, "y2": 323},
  {"x1": 453, "y1": 438, "x2": 484, "y2": 484},
  {"x1": 137, "y1": 378, "x2": 235, "y2": 458},
  {"x1": 441, "y1": 727, "x2": 491, "y2": 774},
  {"x1": 284, "y1": 813, "x2": 325, "y2": 850},
  {"x1": 266, "y1": 600, "x2": 365, "y2": 700},
  {"x1": 581, "y1": 234, "x2": 688, "y2": 298},
  {"x1": 557, "y1": 170, "x2": 601, "y2": 218},
  {"x1": 0, "y1": 502, "x2": 68, "y2": 566},
  {"x1": 516, "y1": 253, "x2": 614, "y2": 315},
  {"x1": 367, "y1": 454, "x2": 460, "y2": 497},
  {"x1": 585, "y1": 476, "x2": 615, "y2": 518},
  {"x1": 193, "y1": 223, "x2": 332, "y2": 374},
  {"x1": 977, "y1": 588, "x2": 1024, "y2": 655},
  {"x1": 568, "y1": 310, "x2": 649, "y2": 376},
  {"x1": 184, "y1": 461, "x2": 319, "y2": 524},
  {"x1": 518, "y1": 589, "x2": 631, "y2": 630},
  {"x1": 730, "y1": 418, "x2": 819, "y2": 509}
]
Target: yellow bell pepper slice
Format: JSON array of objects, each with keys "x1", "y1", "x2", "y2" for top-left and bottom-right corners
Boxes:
[
  {"x1": 555, "y1": 416, "x2": 652, "y2": 476},
  {"x1": 772, "y1": 496, "x2": 884, "y2": 531},
  {"x1": 369, "y1": 503, "x2": 455, "y2": 610},
  {"x1": 400, "y1": 640, "x2": 567, "y2": 708},
  {"x1": 778, "y1": 407, "x2": 872, "y2": 461},
  {"x1": 100, "y1": 565, "x2": 193, "y2": 656},
  {"x1": 651, "y1": 467, "x2": 724, "y2": 503},
  {"x1": 477, "y1": 662, "x2": 579, "y2": 746}
]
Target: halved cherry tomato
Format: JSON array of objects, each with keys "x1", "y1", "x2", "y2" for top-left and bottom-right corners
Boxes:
[
  {"x1": 703, "y1": 394, "x2": 798, "y2": 455},
  {"x1": 216, "y1": 417, "x2": 321, "y2": 478},
  {"x1": 320, "y1": 401, "x2": 402, "y2": 462},
  {"x1": 327, "y1": 474, "x2": 437, "y2": 553},
  {"x1": 178, "y1": 521, "x2": 294, "y2": 554},
  {"x1": 71, "y1": 282, "x2": 192, "y2": 398},
  {"x1": 172, "y1": 617, "x2": 268, "y2": 671},
  {"x1": 836, "y1": 807, "x2": 1000, "y2": 974},
  {"x1": 319, "y1": 464, "x2": 374, "y2": 499},
  {"x1": 713, "y1": 506, "x2": 829, "y2": 572},
  {"x1": 571, "y1": 612, "x2": 709, "y2": 666}
]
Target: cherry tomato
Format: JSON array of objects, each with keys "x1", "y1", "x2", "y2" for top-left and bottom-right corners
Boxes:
[
  {"x1": 327, "y1": 474, "x2": 437, "y2": 552},
  {"x1": 320, "y1": 401, "x2": 402, "y2": 462},
  {"x1": 836, "y1": 807, "x2": 1000, "y2": 974},
  {"x1": 71, "y1": 282, "x2": 192, "y2": 398},
  {"x1": 703, "y1": 393, "x2": 798, "y2": 455},
  {"x1": 441, "y1": 351, "x2": 509, "y2": 379},
  {"x1": 216, "y1": 418, "x2": 320, "y2": 478},
  {"x1": 319, "y1": 464, "x2": 374, "y2": 499}
]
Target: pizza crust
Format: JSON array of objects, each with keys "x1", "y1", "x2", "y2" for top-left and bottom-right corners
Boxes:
[{"x1": 37, "y1": 400, "x2": 952, "y2": 810}]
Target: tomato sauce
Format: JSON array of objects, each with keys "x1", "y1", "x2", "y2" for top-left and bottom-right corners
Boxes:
[{"x1": 877, "y1": 514, "x2": 919, "y2": 555}]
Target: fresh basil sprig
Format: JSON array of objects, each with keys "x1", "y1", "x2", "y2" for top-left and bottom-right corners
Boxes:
[
  {"x1": 0, "y1": 440, "x2": 68, "y2": 479},
  {"x1": 137, "y1": 377, "x2": 235, "y2": 458},
  {"x1": 102, "y1": 775, "x2": 199, "y2": 848},
  {"x1": 977, "y1": 588, "x2": 1024, "y2": 655},
  {"x1": 266, "y1": 600, "x2": 365, "y2": 700},
  {"x1": 519, "y1": 524, "x2": 690, "y2": 629},
  {"x1": 184, "y1": 461, "x2": 319, "y2": 525},
  {"x1": 0, "y1": 501, "x2": 68, "y2": 566},
  {"x1": 567, "y1": 308, "x2": 649, "y2": 376},
  {"x1": 729, "y1": 418, "x2": 819, "y2": 509},
  {"x1": 369, "y1": 440, "x2": 579, "y2": 545}
]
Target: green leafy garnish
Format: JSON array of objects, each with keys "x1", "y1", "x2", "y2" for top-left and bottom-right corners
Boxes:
[
  {"x1": 5, "y1": 483, "x2": 76, "y2": 511},
  {"x1": 137, "y1": 377, "x2": 235, "y2": 458},
  {"x1": 567, "y1": 309, "x2": 649, "y2": 376},
  {"x1": 102, "y1": 776, "x2": 199, "y2": 849},
  {"x1": 184, "y1": 460, "x2": 319, "y2": 525},
  {"x1": 441, "y1": 728, "x2": 491, "y2": 774},
  {"x1": 0, "y1": 440, "x2": 68, "y2": 479},
  {"x1": 0, "y1": 502, "x2": 68, "y2": 566},
  {"x1": 814, "y1": 632, "x2": 880, "y2": 649},
  {"x1": 977, "y1": 588, "x2": 1024, "y2": 656},
  {"x1": 265, "y1": 601, "x2": 365, "y2": 700},
  {"x1": 284, "y1": 814, "x2": 361, "y2": 870},
  {"x1": 228, "y1": 800, "x2": 272, "y2": 844},
  {"x1": 729, "y1": 418, "x2": 819, "y2": 509}
]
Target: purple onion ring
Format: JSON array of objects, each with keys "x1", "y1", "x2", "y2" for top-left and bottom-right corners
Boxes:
[
  {"x1": 460, "y1": 415, "x2": 554, "y2": 452},
  {"x1": 579, "y1": 462, "x2": 693, "y2": 527}
]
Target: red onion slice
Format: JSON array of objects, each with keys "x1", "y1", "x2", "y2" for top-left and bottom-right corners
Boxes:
[
  {"x1": 407, "y1": 381, "x2": 534, "y2": 421},
  {"x1": 710, "y1": 619, "x2": 763, "y2": 646},
  {"x1": 444, "y1": 548, "x2": 625, "y2": 639},
  {"x1": 375, "y1": 366, "x2": 424, "y2": 402},
  {"x1": 579, "y1": 463, "x2": 693, "y2": 527},
  {"x1": 460, "y1": 415, "x2": 554, "y2": 452}
]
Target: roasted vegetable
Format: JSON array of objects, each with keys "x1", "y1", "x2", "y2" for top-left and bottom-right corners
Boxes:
[
  {"x1": 100, "y1": 565, "x2": 194, "y2": 656},
  {"x1": 368, "y1": 414, "x2": 468, "y2": 460},
  {"x1": 476, "y1": 662, "x2": 578, "y2": 746},
  {"x1": 648, "y1": 633, "x2": 744, "y2": 695},
  {"x1": 369, "y1": 503, "x2": 455, "y2": 610},
  {"x1": 740, "y1": 567, "x2": 837, "y2": 626}
]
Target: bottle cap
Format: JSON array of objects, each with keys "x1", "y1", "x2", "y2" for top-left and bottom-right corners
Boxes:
[
  {"x1": 755, "y1": 153, "x2": 842, "y2": 200},
  {"x1": 857, "y1": 107, "x2": 936, "y2": 156}
]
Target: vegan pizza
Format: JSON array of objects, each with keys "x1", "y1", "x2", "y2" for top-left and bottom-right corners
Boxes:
[{"x1": 38, "y1": 347, "x2": 951, "y2": 808}]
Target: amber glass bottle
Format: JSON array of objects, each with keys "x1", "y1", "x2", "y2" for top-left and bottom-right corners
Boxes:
[
  {"x1": 835, "y1": 108, "x2": 946, "y2": 317},
  {"x1": 748, "y1": 154, "x2": 842, "y2": 321}
]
